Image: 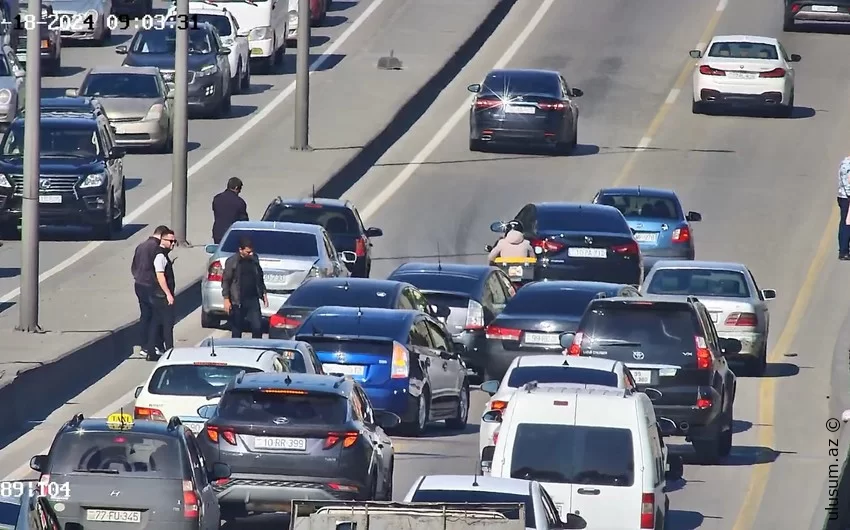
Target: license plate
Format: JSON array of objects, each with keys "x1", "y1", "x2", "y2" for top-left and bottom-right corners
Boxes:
[
  {"x1": 710, "y1": 312, "x2": 719, "y2": 322},
  {"x1": 504, "y1": 104, "x2": 535, "y2": 114},
  {"x1": 255, "y1": 436, "x2": 306, "y2": 450},
  {"x1": 633, "y1": 232, "x2": 658, "y2": 243},
  {"x1": 812, "y1": 4, "x2": 838, "y2": 11},
  {"x1": 183, "y1": 422, "x2": 205, "y2": 433},
  {"x1": 567, "y1": 247, "x2": 607, "y2": 258},
  {"x1": 727, "y1": 71, "x2": 758, "y2": 79},
  {"x1": 38, "y1": 195, "x2": 61, "y2": 204},
  {"x1": 322, "y1": 363, "x2": 365, "y2": 376},
  {"x1": 264, "y1": 273, "x2": 288, "y2": 283},
  {"x1": 523, "y1": 332, "x2": 560, "y2": 345},
  {"x1": 507, "y1": 265, "x2": 523, "y2": 278},
  {"x1": 86, "y1": 510, "x2": 141, "y2": 523},
  {"x1": 632, "y1": 370, "x2": 652, "y2": 384},
  {"x1": 250, "y1": 47, "x2": 264, "y2": 56}
]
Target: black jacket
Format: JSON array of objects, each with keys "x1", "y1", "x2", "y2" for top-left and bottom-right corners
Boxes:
[
  {"x1": 152, "y1": 247, "x2": 175, "y2": 299},
  {"x1": 131, "y1": 236, "x2": 159, "y2": 286},
  {"x1": 221, "y1": 253, "x2": 267, "y2": 306},
  {"x1": 212, "y1": 190, "x2": 249, "y2": 244}
]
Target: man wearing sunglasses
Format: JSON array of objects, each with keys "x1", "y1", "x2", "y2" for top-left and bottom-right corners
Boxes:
[{"x1": 150, "y1": 228, "x2": 178, "y2": 358}]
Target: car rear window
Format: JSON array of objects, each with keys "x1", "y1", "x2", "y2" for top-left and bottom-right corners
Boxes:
[
  {"x1": 647, "y1": 269, "x2": 751, "y2": 298},
  {"x1": 220, "y1": 229, "x2": 318, "y2": 257},
  {"x1": 299, "y1": 313, "x2": 404, "y2": 339},
  {"x1": 596, "y1": 194, "x2": 679, "y2": 220},
  {"x1": 578, "y1": 303, "x2": 699, "y2": 364},
  {"x1": 0, "y1": 500, "x2": 18, "y2": 529},
  {"x1": 286, "y1": 284, "x2": 396, "y2": 309},
  {"x1": 49, "y1": 432, "x2": 184, "y2": 479},
  {"x1": 410, "y1": 489, "x2": 535, "y2": 528},
  {"x1": 388, "y1": 273, "x2": 479, "y2": 296},
  {"x1": 537, "y1": 209, "x2": 629, "y2": 234},
  {"x1": 482, "y1": 72, "x2": 560, "y2": 98},
  {"x1": 507, "y1": 366, "x2": 618, "y2": 388},
  {"x1": 510, "y1": 424, "x2": 634, "y2": 487},
  {"x1": 420, "y1": 292, "x2": 471, "y2": 331},
  {"x1": 264, "y1": 205, "x2": 359, "y2": 236},
  {"x1": 216, "y1": 390, "x2": 347, "y2": 424},
  {"x1": 505, "y1": 288, "x2": 600, "y2": 318},
  {"x1": 708, "y1": 41, "x2": 778, "y2": 60},
  {"x1": 147, "y1": 364, "x2": 263, "y2": 396}
]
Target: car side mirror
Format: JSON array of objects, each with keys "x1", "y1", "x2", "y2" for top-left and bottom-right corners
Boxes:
[
  {"x1": 643, "y1": 387, "x2": 662, "y2": 402},
  {"x1": 339, "y1": 251, "x2": 357, "y2": 264},
  {"x1": 489, "y1": 221, "x2": 505, "y2": 233},
  {"x1": 686, "y1": 211, "x2": 702, "y2": 222},
  {"x1": 209, "y1": 462, "x2": 231, "y2": 481},
  {"x1": 480, "y1": 380, "x2": 500, "y2": 395},
  {"x1": 689, "y1": 49, "x2": 702, "y2": 59},
  {"x1": 197, "y1": 404, "x2": 218, "y2": 418},
  {"x1": 467, "y1": 83, "x2": 481, "y2": 93},
  {"x1": 204, "y1": 244, "x2": 218, "y2": 254},
  {"x1": 561, "y1": 513, "x2": 588, "y2": 529},
  {"x1": 719, "y1": 337, "x2": 742, "y2": 355},
  {"x1": 559, "y1": 332, "x2": 575, "y2": 349},
  {"x1": 438, "y1": 349, "x2": 455, "y2": 360},
  {"x1": 430, "y1": 303, "x2": 450, "y2": 319},
  {"x1": 30, "y1": 455, "x2": 47, "y2": 473},
  {"x1": 219, "y1": 47, "x2": 231, "y2": 55},
  {"x1": 115, "y1": 45, "x2": 128, "y2": 54},
  {"x1": 665, "y1": 454, "x2": 684, "y2": 481},
  {"x1": 14, "y1": 70, "x2": 24, "y2": 78},
  {"x1": 484, "y1": 244, "x2": 493, "y2": 252},
  {"x1": 134, "y1": 386, "x2": 143, "y2": 398},
  {"x1": 762, "y1": 289, "x2": 776, "y2": 300},
  {"x1": 374, "y1": 410, "x2": 401, "y2": 430},
  {"x1": 65, "y1": 88, "x2": 78, "y2": 97},
  {"x1": 110, "y1": 147, "x2": 126, "y2": 159},
  {"x1": 452, "y1": 340, "x2": 466, "y2": 355},
  {"x1": 657, "y1": 418, "x2": 677, "y2": 436},
  {"x1": 790, "y1": 53, "x2": 801, "y2": 62},
  {"x1": 569, "y1": 87, "x2": 583, "y2": 97},
  {"x1": 365, "y1": 227, "x2": 383, "y2": 237},
  {"x1": 481, "y1": 410, "x2": 502, "y2": 423}
]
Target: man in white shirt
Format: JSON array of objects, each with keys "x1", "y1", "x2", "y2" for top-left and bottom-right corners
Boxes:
[{"x1": 150, "y1": 228, "x2": 177, "y2": 359}]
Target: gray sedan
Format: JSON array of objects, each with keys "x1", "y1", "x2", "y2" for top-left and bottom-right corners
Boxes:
[{"x1": 0, "y1": 45, "x2": 24, "y2": 128}]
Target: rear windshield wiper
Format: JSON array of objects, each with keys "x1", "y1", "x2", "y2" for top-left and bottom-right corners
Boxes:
[
  {"x1": 72, "y1": 468, "x2": 119, "y2": 474},
  {"x1": 589, "y1": 339, "x2": 641, "y2": 347}
]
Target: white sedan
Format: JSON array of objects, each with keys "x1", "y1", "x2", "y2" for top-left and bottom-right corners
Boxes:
[{"x1": 690, "y1": 35, "x2": 800, "y2": 117}]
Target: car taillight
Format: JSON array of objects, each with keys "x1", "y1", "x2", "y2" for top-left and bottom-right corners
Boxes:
[
  {"x1": 205, "y1": 425, "x2": 237, "y2": 445},
  {"x1": 490, "y1": 400, "x2": 508, "y2": 411},
  {"x1": 134, "y1": 406, "x2": 165, "y2": 421},
  {"x1": 182, "y1": 481, "x2": 199, "y2": 519},
  {"x1": 207, "y1": 260, "x2": 223, "y2": 281},
  {"x1": 530, "y1": 238, "x2": 566, "y2": 254},
  {"x1": 324, "y1": 431, "x2": 359, "y2": 449},
  {"x1": 485, "y1": 325, "x2": 521, "y2": 341},
  {"x1": 328, "y1": 483, "x2": 359, "y2": 493},
  {"x1": 760, "y1": 68, "x2": 786, "y2": 78},
  {"x1": 791, "y1": 2, "x2": 801, "y2": 12},
  {"x1": 699, "y1": 65, "x2": 725, "y2": 76},
  {"x1": 269, "y1": 314, "x2": 301, "y2": 330},
  {"x1": 695, "y1": 336, "x2": 711, "y2": 370},
  {"x1": 725, "y1": 312, "x2": 757, "y2": 326},
  {"x1": 640, "y1": 493, "x2": 654, "y2": 528},
  {"x1": 354, "y1": 237, "x2": 367, "y2": 257},
  {"x1": 474, "y1": 97, "x2": 500, "y2": 109},
  {"x1": 465, "y1": 299, "x2": 485, "y2": 330},
  {"x1": 567, "y1": 331, "x2": 583, "y2": 355},
  {"x1": 391, "y1": 341, "x2": 409, "y2": 379},
  {"x1": 672, "y1": 227, "x2": 690, "y2": 243},
  {"x1": 696, "y1": 397, "x2": 712, "y2": 409},
  {"x1": 612, "y1": 241, "x2": 639, "y2": 254},
  {"x1": 537, "y1": 101, "x2": 565, "y2": 110}
]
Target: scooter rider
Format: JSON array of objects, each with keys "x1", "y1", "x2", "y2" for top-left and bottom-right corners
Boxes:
[{"x1": 488, "y1": 220, "x2": 534, "y2": 262}]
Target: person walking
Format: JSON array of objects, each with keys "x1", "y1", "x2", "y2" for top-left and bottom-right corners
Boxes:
[
  {"x1": 212, "y1": 177, "x2": 249, "y2": 244},
  {"x1": 150, "y1": 228, "x2": 178, "y2": 360},
  {"x1": 838, "y1": 156, "x2": 850, "y2": 260},
  {"x1": 131, "y1": 225, "x2": 168, "y2": 357},
  {"x1": 221, "y1": 237, "x2": 268, "y2": 338}
]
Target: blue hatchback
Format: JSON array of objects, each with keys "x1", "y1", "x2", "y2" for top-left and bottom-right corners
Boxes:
[{"x1": 593, "y1": 187, "x2": 701, "y2": 268}]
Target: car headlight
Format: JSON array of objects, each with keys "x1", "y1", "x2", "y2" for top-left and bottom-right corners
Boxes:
[
  {"x1": 0, "y1": 89, "x2": 12, "y2": 106},
  {"x1": 305, "y1": 266, "x2": 325, "y2": 279},
  {"x1": 248, "y1": 26, "x2": 272, "y2": 40},
  {"x1": 288, "y1": 10, "x2": 298, "y2": 27},
  {"x1": 0, "y1": 174, "x2": 10, "y2": 188},
  {"x1": 80, "y1": 172, "x2": 106, "y2": 188},
  {"x1": 144, "y1": 103, "x2": 164, "y2": 121},
  {"x1": 196, "y1": 64, "x2": 218, "y2": 77}
]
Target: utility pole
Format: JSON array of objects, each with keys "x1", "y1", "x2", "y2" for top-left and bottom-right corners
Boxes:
[
  {"x1": 171, "y1": 0, "x2": 189, "y2": 245},
  {"x1": 17, "y1": 6, "x2": 42, "y2": 333},
  {"x1": 291, "y1": 0, "x2": 311, "y2": 150}
]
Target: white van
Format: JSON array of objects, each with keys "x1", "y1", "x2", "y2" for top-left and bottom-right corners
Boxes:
[
  {"x1": 489, "y1": 386, "x2": 683, "y2": 530},
  {"x1": 204, "y1": 0, "x2": 287, "y2": 72}
]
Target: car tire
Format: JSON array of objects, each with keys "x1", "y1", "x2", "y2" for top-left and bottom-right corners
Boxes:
[
  {"x1": 400, "y1": 386, "x2": 430, "y2": 436},
  {"x1": 691, "y1": 435, "x2": 721, "y2": 464},
  {"x1": 445, "y1": 383, "x2": 470, "y2": 430},
  {"x1": 383, "y1": 460, "x2": 394, "y2": 500},
  {"x1": 240, "y1": 60, "x2": 251, "y2": 93},
  {"x1": 0, "y1": 223, "x2": 19, "y2": 240},
  {"x1": 274, "y1": 39, "x2": 285, "y2": 65},
  {"x1": 783, "y1": 16, "x2": 795, "y2": 32},
  {"x1": 692, "y1": 100, "x2": 704, "y2": 114},
  {"x1": 469, "y1": 138, "x2": 483, "y2": 152},
  {"x1": 218, "y1": 89, "x2": 232, "y2": 117},
  {"x1": 47, "y1": 55, "x2": 61, "y2": 76},
  {"x1": 778, "y1": 91, "x2": 794, "y2": 118},
  {"x1": 201, "y1": 311, "x2": 219, "y2": 329},
  {"x1": 749, "y1": 344, "x2": 767, "y2": 376},
  {"x1": 718, "y1": 409, "x2": 733, "y2": 457}
]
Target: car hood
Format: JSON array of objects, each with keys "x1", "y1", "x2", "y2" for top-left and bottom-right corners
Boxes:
[
  {"x1": 97, "y1": 97, "x2": 161, "y2": 119},
  {"x1": 0, "y1": 157, "x2": 105, "y2": 173},
  {"x1": 48, "y1": 0, "x2": 100, "y2": 13},
  {"x1": 123, "y1": 53, "x2": 217, "y2": 71}
]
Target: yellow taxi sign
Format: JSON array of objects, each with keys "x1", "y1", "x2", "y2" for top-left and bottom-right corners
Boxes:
[{"x1": 106, "y1": 413, "x2": 134, "y2": 429}]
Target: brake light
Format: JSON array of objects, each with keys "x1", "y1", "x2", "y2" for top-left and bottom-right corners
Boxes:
[
  {"x1": 791, "y1": 2, "x2": 801, "y2": 12},
  {"x1": 490, "y1": 400, "x2": 508, "y2": 411},
  {"x1": 612, "y1": 241, "x2": 639, "y2": 254},
  {"x1": 537, "y1": 101, "x2": 565, "y2": 110},
  {"x1": 474, "y1": 97, "x2": 500, "y2": 110},
  {"x1": 640, "y1": 493, "x2": 654, "y2": 528},
  {"x1": 696, "y1": 397, "x2": 712, "y2": 409},
  {"x1": 304, "y1": 202, "x2": 322, "y2": 208},
  {"x1": 530, "y1": 239, "x2": 566, "y2": 253},
  {"x1": 391, "y1": 341, "x2": 409, "y2": 379},
  {"x1": 699, "y1": 65, "x2": 725, "y2": 76},
  {"x1": 725, "y1": 312, "x2": 757, "y2": 326},
  {"x1": 194, "y1": 362, "x2": 227, "y2": 366},
  {"x1": 205, "y1": 425, "x2": 237, "y2": 445},
  {"x1": 207, "y1": 260, "x2": 223, "y2": 281},
  {"x1": 134, "y1": 406, "x2": 165, "y2": 421},
  {"x1": 269, "y1": 314, "x2": 301, "y2": 330},
  {"x1": 354, "y1": 236, "x2": 367, "y2": 257},
  {"x1": 485, "y1": 325, "x2": 521, "y2": 341},
  {"x1": 324, "y1": 431, "x2": 359, "y2": 449},
  {"x1": 182, "y1": 481, "x2": 199, "y2": 519},
  {"x1": 465, "y1": 300, "x2": 485, "y2": 330},
  {"x1": 695, "y1": 336, "x2": 711, "y2": 370},
  {"x1": 261, "y1": 389, "x2": 307, "y2": 394},
  {"x1": 567, "y1": 331, "x2": 583, "y2": 355},
  {"x1": 328, "y1": 483, "x2": 359, "y2": 492},
  {"x1": 672, "y1": 227, "x2": 690, "y2": 243},
  {"x1": 760, "y1": 68, "x2": 786, "y2": 78}
]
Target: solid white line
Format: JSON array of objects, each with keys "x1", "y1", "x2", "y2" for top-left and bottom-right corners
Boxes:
[
  {"x1": 0, "y1": 0, "x2": 388, "y2": 306},
  {"x1": 665, "y1": 88, "x2": 680, "y2": 105},
  {"x1": 359, "y1": 0, "x2": 557, "y2": 221},
  {"x1": 636, "y1": 136, "x2": 652, "y2": 151},
  {"x1": 716, "y1": 0, "x2": 728, "y2": 11}
]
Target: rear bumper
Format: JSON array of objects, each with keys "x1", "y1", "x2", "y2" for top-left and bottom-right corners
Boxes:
[
  {"x1": 215, "y1": 474, "x2": 365, "y2": 511},
  {"x1": 698, "y1": 89, "x2": 786, "y2": 106},
  {"x1": 788, "y1": 5, "x2": 850, "y2": 23},
  {"x1": 534, "y1": 260, "x2": 643, "y2": 287},
  {"x1": 482, "y1": 340, "x2": 562, "y2": 380},
  {"x1": 55, "y1": 515, "x2": 197, "y2": 530},
  {"x1": 717, "y1": 330, "x2": 765, "y2": 358},
  {"x1": 201, "y1": 279, "x2": 290, "y2": 318},
  {"x1": 112, "y1": 119, "x2": 168, "y2": 148},
  {"x1": 651, "y1": 392, "x2": 724, "y2": 437}
]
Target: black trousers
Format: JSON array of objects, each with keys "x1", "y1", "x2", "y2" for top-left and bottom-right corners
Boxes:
[
  {"x1": 135, "y1": 283, "x2": 164, "y2": 353},
  {"x1": 839, "y1": 197, "x2": 850, "y2": 255},
  {"x1": 230, "y1": 298, "x2": 263, "y2": 338},
  {"x1": 150, "y1": 296, "x2": 176, "y2": 352}
]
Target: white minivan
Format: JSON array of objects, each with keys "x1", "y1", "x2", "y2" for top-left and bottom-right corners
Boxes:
[
  {"x1": 489, "y1": 386, "x2": 683, "y2": 530},
  {"x1": 208, "y1": 0, "x2": 287, "y2": 72}
]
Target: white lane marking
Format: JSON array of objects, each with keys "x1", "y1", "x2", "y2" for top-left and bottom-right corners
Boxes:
[
  {"x1": 0, "y1": 0, "x2": 388, "y2": 306},
  {"x1": 359, "y1": 0, "x2": 557, "y2": 221},
  {"x1": 636, "y1": 137, "x2": 652, "y2": 151},
  {"x1": 716, "y1": 0, "x2": 728, "y2": 11},
  {"x1": 665, "y1": 88, "x2": 680, "y2": 105}
]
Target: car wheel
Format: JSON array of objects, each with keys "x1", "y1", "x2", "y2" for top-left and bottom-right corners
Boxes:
[
  {"x1": 240, "y1": 60, "x2": 251, "y2": 93},
  {"x1": 445, "y1": 383, "x2": 470, "y2": 430},
  {"x1": 232, "y1": 63, "x2": 242, "y2": 94},
  {"x1": 274, "y1": 39, "x2": 285, "y2": 65},
  {"x1": 718, "y1": 410, "x2": 733, "y2": 457},
  {"x1": 469, "y1": 138, "x2": 484, "y2": 152},
  {"x1": 383, "y1": 460, "x2": 394, "y2": 500},
  {"x1": 691, "y1": 435, "x2": 721, "y2": 464},
  {"x1": 692, "y1": 100, "x2": 704, "y2": 114},
  {"x1": 400, "y1": 387, "x2": 429, "y2": 436},
  {"x1": 201, "y1": 310, "x2": 219, "y2": 329},
  {"x1": 778, "y1": 91, "x2": 794, "y2": 118},
  {"x1": 783, "y1": 16, "x2": 795, "y2": 32},
  {"x1": 218, "y1": 89, "x2": 232, "y2": 117},
  {"x1": 119, "y1": 183, "x2": 126, "y2": 217},
  {"x1": 749, "y1": 344, "x2": 767, "y2": 376}
]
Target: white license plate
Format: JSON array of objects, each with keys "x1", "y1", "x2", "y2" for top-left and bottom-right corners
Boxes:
[
  {"x1": 38, "y1": 195, "x2": 61, "y2": 204},
  {"x1": 567, "y1": 247, "x2": 607, "y2": 258},
  {"x1": 86, "y1": 510, "x2": 141, "y2": 523},
  {"x1": 321, "y1": 363, "x2": 365, "y2": 376},
  {"x1": 632, "y1": 370, "x2": 652, "y2": 384},
  {"x1": 812, "y1": 4, "x2": 838, "y2": 11},
  {"x1": 710, "y1": 312, "x2": 719, "y2": 322},
  {"x1": 255, "y1": 436, "x2": 306, "y2": 450},
  {"x1": 184, "y1": 422, "x2": 205, "y2": 433},
  {"x1": 727, "y1": 71, "x2": 758, "y2": 79},
  {"x1": 523, "y1": 332, "x2": 560, "y2": 345},
  {"x1": 633, "y1": 232, "x2": 658, "y2": 243},
  {"x1": 504, "y1": 104, "x2": 535, "y2": 114},
  {"x1": 507, "y1": 265, "x2": 523, "y2": 277},
  {"x1": 264, "y1": 273, "x2": 288, "y2": 283}
]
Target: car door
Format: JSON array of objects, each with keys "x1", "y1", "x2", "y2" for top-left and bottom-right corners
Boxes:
[
  {"x1": 209, "y1": 30, "x2": 230, "y2": 82},
  {"x1": 558, "y1": 75, "x2": 575, "y2": 135},
  {"x1": 747, "y1": 268, "x2": 769, "y2": 332},
  {"x1": 4, "y1": 47, "x2": 22, "y2": 103},
  {"x1": 185, "y1": 433, "x2": 220, "y2": 530},
  {"x1": 156, "y1": 72, "x2": 173, "y2": 123},
  {"x1": 97, "y1": 121, "x2": 122, "y2": 203},
  {"x1": 347, "y1": 389, "x2": 380, "y2": 469},
  {"x1": 409, "y1": 320, "x2": 440, "y2": 407},
  {"x1": 424, "y1": 317, "x2": 462, "y2": 400},
  {"x1": 356, "y1": 385, "x2": 393, "y2": 461},
  {"x1": 777, "y1": 41, "x2": 794, "y2": 83},
  {"x1": 321, "y1": 233, "x2": 343, "y2": 276}
]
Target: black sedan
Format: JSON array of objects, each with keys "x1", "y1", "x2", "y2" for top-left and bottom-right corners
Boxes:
[
  {"x1": 491, "y1": 202, "x2": 644, "y2": 286},
  {"x1": 261, "y1": 197, "x2": 382, "y2": 277},
  {"x1": 468, "y1": 68, "x2": 582, "y2": 154},
  {"x1": 481, "y1": 280, "x2": 641, "y2": 380}
]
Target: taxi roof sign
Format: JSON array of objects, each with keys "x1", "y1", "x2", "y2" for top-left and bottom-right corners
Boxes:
[{"x1": 106, "y1": 413, "x2": 134, "y2": 429}]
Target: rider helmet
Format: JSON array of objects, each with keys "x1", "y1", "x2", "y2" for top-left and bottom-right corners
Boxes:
[{"x1": 505, "y1": 220, "x2": 524, "y2": 234}]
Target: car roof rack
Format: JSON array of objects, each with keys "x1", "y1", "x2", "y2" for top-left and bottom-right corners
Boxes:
[
  {"x1": 68, "y1": 413, "x2": 84, "y2": 427},
  {"x1": 685, "y1": 295, "x2": 700, "y2": 304},
  {"x1": 166, "y1": 417, "x2": 182, "y2": 431},
  {"x1": 332, "y1": 375, "x2": 348, "y2": 389}
]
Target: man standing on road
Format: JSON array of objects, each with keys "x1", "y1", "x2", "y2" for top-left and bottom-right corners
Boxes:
[
  {"x1": 131, "y1": 225, "x2": 168, "y2": 357},
  {"x1": 221, "y1": 237, "x2": 268, "y2": 338},
  {"x1": 150, "y1": 228, "x2": 178, "y2": 359},
  {"x1": 838, "y1": 156, "x2": 850, "y2": 260},
  {"x1": 212, "y1": 177, "x2": 249, "y2": 244}
]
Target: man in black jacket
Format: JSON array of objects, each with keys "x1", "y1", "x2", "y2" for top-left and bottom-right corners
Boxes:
[
  {"x1": 131, "y1": 225, "x2": 168, "y2": 357},
  {"x1": 212, "y1": 177, "x2": 249, "y2": 244},
  {"x1": 150, "y1": 228, "x2": 178, "y2": 359},
  {"x1": 221, "y1": 237, "x2": 268, "y2": 338}
]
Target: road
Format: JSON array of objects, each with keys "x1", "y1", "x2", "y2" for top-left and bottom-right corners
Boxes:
[{"x1": 0, "y1": 0, "x2": 846, "y2": 528}]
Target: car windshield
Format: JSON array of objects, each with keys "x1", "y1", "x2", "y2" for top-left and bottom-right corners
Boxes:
[
  {"x1": 537, "y1": 208, "x2": 629, "y2": 234},
  {"x1": 147, "y1": 364, "x2": 263, "y2": 396},
  {"x1": 482, "y1": 72, "x2": 560, "y2": 98},
  {"x1": 131, "y1": 28, "x2": 212, "y2": 54},
  {"x1": 506, "y1": 366, "x2": 618, "y2": 388},
  {"x1": 505, "y1": 288, "x2": 600, "y2": 318},
  {"x1": 0, "y1": 500, "x2": 18, "y2": 530},
  {"x1": 410, "y1": 489, "x2": 535, "y2": 528},
  {"x1": 647, "y1": 268, "x2": 751, "y2": 298},
  {"x1": 49, "y1": 432, "x2": 184, "y2": 479},
  {"x1": 265, "y1": 205, "x2": 360, "y2": 235},
  {"x1": 708, "y1": 41, "x2": 778, "y2": 60},
  {"x1": 387, "y1": 273, "x2": 479, "y2": 295},
  {"x1": 220, "y1": 229, "x2": 319, "y2": 257},
  {"x1": 1, "y1": 124, "x2": 101, "y2": 158},
  {"x1": 286, "y1": 283, "x2": 396, "y2": 309},
  {"x1": 596, "y1": 194, "x2": 679, "y2": 220},
  {"x1": 217, "y1": 390, "x2": 347, "y2": 424},
  {"x1": 510, "y1": 424, "x2": 634, "y2": 486},
  {"x1": 81, "y1": 73, "x2": 161, "y2": 98}
]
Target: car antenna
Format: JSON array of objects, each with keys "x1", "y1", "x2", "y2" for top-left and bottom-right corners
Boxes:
[
  {"x1": 210, "y1": 337, "x2": 216, "y2": 357},
  {"x1": 284, "y1": 374, "x2": 292, "y2": 385},
  {"x1": 472, "y1": 465, "x2": 479, "y2": 487},
  {"x1": 436, "y1": 241, "x2": 442, "y2": 272},
  {"x1": 311, "y1": 185, "x2": 317, "y2": 204},
  {"x1": 343, "y1": 280, "x2": 350, "y2": 291}
]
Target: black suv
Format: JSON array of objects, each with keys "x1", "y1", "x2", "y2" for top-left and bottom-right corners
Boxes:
[
  {"x1": 29, "y1": 413, "x2": 231, "y2": 530},
  {"x1": 196, "y1": 372, "x2": 400, "y2": 520},
  {"x1": 0, "y1": 110, "x2": 126, "y2": 239},
  {"x1": 562, "y1": 295, "x2": 739, "y2": 463}
]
